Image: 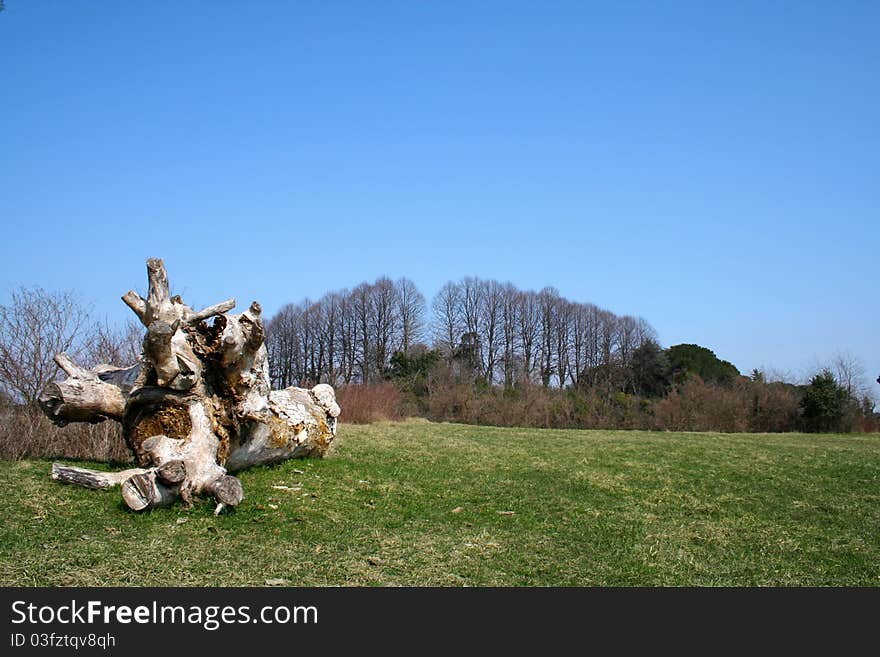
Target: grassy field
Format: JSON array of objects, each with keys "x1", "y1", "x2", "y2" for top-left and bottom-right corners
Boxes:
[{"x1": 1, "y1": 420, "x2": 878, "y2": 586}]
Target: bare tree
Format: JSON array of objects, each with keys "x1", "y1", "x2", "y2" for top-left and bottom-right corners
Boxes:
[
  {"x1": 516, "y1": 290, "x2": 540, "y2": 384},
  {"x1": 370, "y1": 277, "x2": 398, "y2": 379},
  {"x1": 337, "y1": 289, "x2": 357, "y2": 384},
  {"x1": 597, "y1": 309, "x2": 617, "y2": 367},
  {"x1": 478, "y1": 279, "x2": 503, "y2": 383},
  {"x1": 635, "y1": 316, "x2": 658, "y2": 346},
  {"x1": 432, "y1": 281, "x2": 463, "y2": 363},
  {"x1": 554, "y1": 298, "x2": 572, "y2": 387},
  {"x1": 87, "y1": 320, "x2": 143, "y2": 369},
  {"x1": 352, "y1": 283, "x2": 373, "y2": 383},
  {"x1": 500, "y1": 283, "x2": 519, "y2": 388},
  {"x1": 0, "y1": 287, "x2": 91, "y2": 406},
  {"x1": 319, "y1": 292, "x2": 342, "y2": 385},
  {"x1": 395, "y1": 277, "x2": 425, "y2": 355},
  {"x1": 538, "y1": 287, "x2": 560, "y2": 387},
  {"x1": 265, "y1": 302, "x2": 303, "y2": 388},
  {"x1": 833, "y1": 352, "x2": 870, "y2": 400},
  {"x1": 461, "y1": 277, "x2": 482, "y2": 356},
  {"x1": 569, "y1": 303, "x2": 589, "y2": 387}
]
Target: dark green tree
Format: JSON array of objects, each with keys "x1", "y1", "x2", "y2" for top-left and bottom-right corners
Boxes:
[
  {"x1": 628, "y1": 339, "x2": 670, "y2": 397},
  {"x1": 389, "y1": 347, "x2": 440, "y2": 381},
  {"x1": 666, "y1": 343, "x2": 740, "y2": 385},
  {"x1": 800, "y1": 369, "x2": 855, "y2": 433}
]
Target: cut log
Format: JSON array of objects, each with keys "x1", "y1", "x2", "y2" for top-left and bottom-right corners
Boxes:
[
  {"x1": 41, "y1": 257, "x2": 340, "y2": 513},
  {"x1": 156, "y1": 459, "x2": 187, "y2": 484},
  {"x1": 208, "y1": 475, "x2": 244, "y2": 506},
  {"x1": 121, "y1": 471, "x2": 178, "y2": 511}
]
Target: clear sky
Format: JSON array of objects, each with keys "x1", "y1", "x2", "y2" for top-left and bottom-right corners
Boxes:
[{"x1": 1, "y1": 1, "x2": 878, "y2": 392}]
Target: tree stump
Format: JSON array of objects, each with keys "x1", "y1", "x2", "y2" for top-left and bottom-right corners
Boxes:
[{"x1": 38, "y1": 258, "x2": 341, "y2": 512}]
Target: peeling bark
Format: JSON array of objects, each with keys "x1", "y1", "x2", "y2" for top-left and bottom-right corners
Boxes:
[{"x1": 40, "y1": 258, "x2": 341, "y2": 512}]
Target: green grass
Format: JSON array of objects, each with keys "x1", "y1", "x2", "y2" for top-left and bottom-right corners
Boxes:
[{"x1": 1, "y1": 420, "x2": 878, "y2": 586}]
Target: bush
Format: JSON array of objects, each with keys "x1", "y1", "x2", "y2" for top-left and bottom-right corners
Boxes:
[
  {"x1": 800, "y1": 370, "x2": 859, "y2": 432},
  {"x1": 0, "y1": 403, "x2": 130, "y2": 461},
  {"x1": 334, "y1": 383, "x2": 405, "y2": 424}
]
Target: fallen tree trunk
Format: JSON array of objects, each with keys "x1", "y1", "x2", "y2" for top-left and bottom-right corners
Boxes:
[{"x1": 39, "y1": 258, "x2": 340, "y2": 512}]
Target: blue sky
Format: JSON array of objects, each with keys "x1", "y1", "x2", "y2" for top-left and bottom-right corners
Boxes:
[{"x1": 1, "y1": 1, "x2": 878, "y2": 391}]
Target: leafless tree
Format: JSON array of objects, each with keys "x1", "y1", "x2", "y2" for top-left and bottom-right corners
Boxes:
[
  {"x1": 266, "y1": 302, "x2": 303, "y2": 388},
  {"x1": 0, "y1": 287, "x2": 91, "y2": 406},
  {"x1": 461, "y1": 277, "x2": 482, "y2": 355},
  {"x1": 500, "y1": 283, "x2": 519, "y2": 388},
  {"x1": 86, "y1": 319, "x2": 143, "y2": 368},
  {"x1": 369, "y1": 277, "x2": 398, "y2": 379},
  {"x1": 351, "y1": 283, "x2": 372, "y2": 383},
  {"x1": 395, "y1": 277, "x2": 425, "y2": 355},
  {"x1": 516, "y1": 289, "x2": 540, "y2": 384},
  {"x1": 833, "y1": 352, "x2": 870, "y2": 400},
  {"x1": 265, "y1": 274, "x2": 660, "y2": 397},
  {"x1": 478, "y1": 279, "x2": 503, "y2": 383},
  {"x1": 554, "y1": 298, "x2": 572, "y2": 387},
  {"x1": 432, "y1": 281, "x2": 463, "y2": 363},
  {"x1": 337, "y1": 289, "x2": 357, "y2": 384},
  {"x1": 538, "y1": 287, "x2": 560, "y2": 387}
]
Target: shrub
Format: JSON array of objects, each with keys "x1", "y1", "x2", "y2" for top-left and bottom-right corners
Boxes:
[
  {"x1": 0, "y1": 403, "x2": 130, "y2": 462},
  {"x1": 800, "y1": 370, "x2": 858, "y2": 432},
  {"x1": 334, "y1": 383, "x2": 405, "y2": 424}
]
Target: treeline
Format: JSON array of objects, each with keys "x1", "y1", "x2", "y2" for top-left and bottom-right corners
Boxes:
[
  {"x1": 265, "y1": 277, "x2": 425, "y2": 388},
  {"x1": 264, "y1": 277, "x2": 878, "y2": 435},
  {"x1": 265, "y1": 276, "x2": 657, "y2": 391}
]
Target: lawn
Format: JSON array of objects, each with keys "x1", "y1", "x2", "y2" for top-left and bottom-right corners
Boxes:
[{"x1": 1, "y1": 420, "x2": 878, "y2": 586}]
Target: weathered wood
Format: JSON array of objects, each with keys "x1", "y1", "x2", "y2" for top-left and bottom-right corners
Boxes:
[
  {"x1": 156, "y1": 459, "x2": 186, "y2": 484},
  {"x1": 94, "y1": 363, "x2": 141, "y2": 392},
  {"x1": 121, "y1": 290, "x2": 147, "y2": 324},
  {"x1": 186, "y1": 298, "x2": 236, "y2": 324},
  {"x1": 208, "y1": 475, "x2": 244, "y2": 506},
  {"x1": 38, "y1": 353, "x2": 131, "y2": 425},
  {"x1": 55, "y1": 352, "x2": 91, "y2": 379},
  {"x1": 41, "y1": 258, "x2": 340, "y2": 513},
  {"x1": 51, "y1": 463, "x2": 148, "y2": 489},
  {"x1": 225, "y1": 386, "x2": 338, "y2": 471},
  {"x1": 121, "y1": 471, "x2": 178, "y2": 510},
  {"x1": 144, "y1": 257, "x2": 173, "y2": 326},
  {"x1": 144, "y1": 320, "x2": 180, "y2": 387}
]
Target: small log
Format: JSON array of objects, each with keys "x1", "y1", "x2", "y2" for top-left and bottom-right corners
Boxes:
[
  {"x1": 51, "y1": 463, "x2": 149, "y2": 489},
  {"x1": 121, "y1": 471, "x2": 178, "y2": 511},
  {"x1": 208, "y1": 474, "x2": 244, "y2": 506},
  {"x1": 156, "y1": 460, "x2": 186, "y2": 484}
]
